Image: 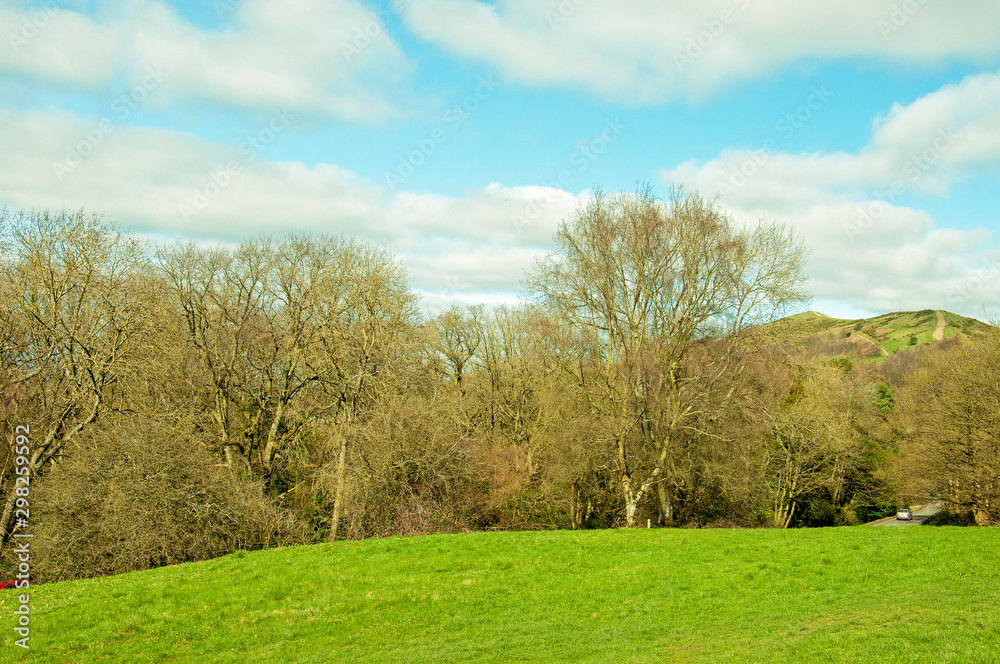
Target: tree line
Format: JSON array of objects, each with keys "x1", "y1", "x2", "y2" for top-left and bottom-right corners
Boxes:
[{"x1": 1, "y1": 189, "x2": 996, "y2": 580}]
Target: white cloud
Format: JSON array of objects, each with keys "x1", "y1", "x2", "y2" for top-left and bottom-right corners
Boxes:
[
  {"x1": 662, "y1": 70, "x2": 1000, "y2": 317},
  {"x1": 0, "y1": 107, "x2": 580, "y2": 309},
  {"x1": 665, "y1": 70, "x2": 1000, "y2": 204},
  {"x1": 0, "y1": 0, "x2": 412, "y2": 121},
  {"x1": 403, "y1": 0, "x2": 1000, "y2": 103},
  {"x1": 0, "y1": 3, "x2": 117, "y2": 88}
]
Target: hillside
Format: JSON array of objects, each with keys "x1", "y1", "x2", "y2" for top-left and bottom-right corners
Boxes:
[
  {"x1": 760, "y1": 309, "x2": 993, "y2": 361},
  {"x1": 11, "y1": 528, "x2": 1000, "y2": 663}
]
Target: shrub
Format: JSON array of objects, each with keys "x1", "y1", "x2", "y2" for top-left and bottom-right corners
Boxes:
[
  {"x1": 28, "y1": 419, "x2": 309, "y2": 581},
  {"x1": 826, "y1": 357, "x2": 853, "y2": 374},
  {"x1": 922, "y1": 510, "x2": 976, "y2": 526},
  {"x1": 871, "y1": 381, "x2": 896, "y2": 415},
  {"x1": 337, "y1": 397, "x2": 488, "y2": 540}
]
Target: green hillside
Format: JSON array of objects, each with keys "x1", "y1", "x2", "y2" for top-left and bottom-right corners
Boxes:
[
  {"x1": 760, "y1": 309, "x2": 993, "y2": 360},
  {"x1": 10, "y1": 528, "x2": 1000, "y2": 663}
]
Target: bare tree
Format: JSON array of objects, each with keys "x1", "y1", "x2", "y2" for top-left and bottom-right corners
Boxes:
[
  {"x1": 900, "y1": 330, "x2": 1000, "y2": 525},
  {"x1": 0, "y1": 209, "x2": 154, "y2": 542},
  {"x1": 526, "y1": 186, "x2": 809, "y2": 526},
  {"x1": 158, "y1": 240, "x2": 274, "y2": 471},
  {"x1": 160, "y1": 235, "x2": 418, "y2": 539},
  {"x1": 318, "y1": 240, "x2": 418, "y2": 541},
  {"x1": 428, "y1": 305, "x2": 484, "y2": 397},
  {"x1": 762, "y1": 386, "x2": 846, "y2": 529}
]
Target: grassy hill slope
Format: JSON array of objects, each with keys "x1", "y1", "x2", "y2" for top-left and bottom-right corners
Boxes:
[
  {"x1": 9, "y1": 528, "x2": 1000, "y2": 663},
  {"x1": 761, "y1": 309, "x2": 992, "y2": 361}
]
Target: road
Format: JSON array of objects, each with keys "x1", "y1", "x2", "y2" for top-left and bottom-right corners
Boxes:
[{"x1": 869, "y1": 501, "x2": 944, "y2": 526}]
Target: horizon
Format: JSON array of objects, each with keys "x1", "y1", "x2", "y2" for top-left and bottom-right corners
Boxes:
[{"x1": 784, "y1": 309, "x2": 995, "y2": 325}]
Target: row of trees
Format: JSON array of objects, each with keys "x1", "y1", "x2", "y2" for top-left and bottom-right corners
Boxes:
[{"x1": 1, "y1": 189, "x2": 995, "y2": 580}]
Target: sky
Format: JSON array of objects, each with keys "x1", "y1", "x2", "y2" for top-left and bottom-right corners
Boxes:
[{"x1": 2, "y1": 0, "x2": 1000, "y2": 320}]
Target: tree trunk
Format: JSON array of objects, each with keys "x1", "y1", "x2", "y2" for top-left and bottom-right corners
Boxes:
[
  {"x1": 621, "y1": 470, "x2": 658, "y2": 528},
  {"x1": 623, "y1": 484, "x2": 640, "y2": 528},
  {"x1": 261, "y1": 399, "x2": 286, "y2": 472},
  {"x1": 657, "y1": 480, "x2": 673, "y2": 526},
  {"x1": 774, "y1": 494, "x2": 796, "y2": 529},
  {"x1": 783, "y1": 500, "x2": 796, "y2": 528},
  {"x1": 569, "y1": 482, "x2": 581, "y2": 530},
  {"x1": 329, "y1": 432, "x2": 348, "y2": 542},
  {"x1": 973, "y1": 483, "x2": 992, "y2": 526},
  {"x1": 773, "y1": 482, "x2": 796, "y2": 529}
]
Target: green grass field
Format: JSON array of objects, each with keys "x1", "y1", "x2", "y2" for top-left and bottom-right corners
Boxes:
[{"x1": 6, "y1": 527, "x2": 1000, "y2": 663}]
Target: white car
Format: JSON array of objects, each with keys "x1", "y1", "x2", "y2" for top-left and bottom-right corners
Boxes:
[{"x1": 896, "y1": 508, "x2": 912, "y2": 520}]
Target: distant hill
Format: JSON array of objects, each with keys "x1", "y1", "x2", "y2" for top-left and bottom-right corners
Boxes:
[{"x1": 759, "y1": 309, "x2": 993, "y2": 361}]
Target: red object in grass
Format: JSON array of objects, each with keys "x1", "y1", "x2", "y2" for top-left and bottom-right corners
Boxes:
[{"x1": 0, "y1": 580, "x2": 21, "y2": 589}]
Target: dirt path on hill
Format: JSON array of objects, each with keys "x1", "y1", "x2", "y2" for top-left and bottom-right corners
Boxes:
[
  {"x1": 851, "y1": 331, "x2": 889, "y2": 356},
  {"x1": 933, "y1": 310, "x2": 946, "y2": 342}
]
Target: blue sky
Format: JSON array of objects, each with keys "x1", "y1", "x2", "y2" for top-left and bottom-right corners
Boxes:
[{"x1": 2, "y1": 0, "x2": 1000, "y2": 319}]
